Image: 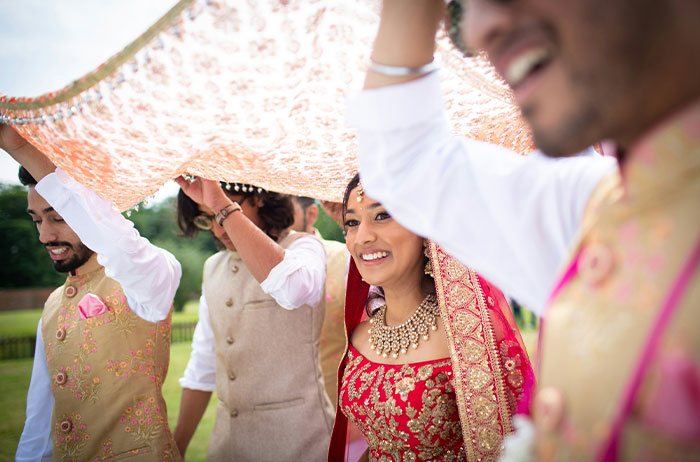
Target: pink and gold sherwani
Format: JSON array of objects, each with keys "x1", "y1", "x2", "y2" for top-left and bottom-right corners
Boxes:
[
  {"x1": 535, "y1": 102, "x2": 700, "y2": 460},
  {"x1": 42, "y1": 255, "x2": 181, "y2": 461}
]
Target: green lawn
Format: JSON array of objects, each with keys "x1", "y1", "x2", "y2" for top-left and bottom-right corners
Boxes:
[{"x1": 0, "y1": 302, "x2": 216, "y2": 461}]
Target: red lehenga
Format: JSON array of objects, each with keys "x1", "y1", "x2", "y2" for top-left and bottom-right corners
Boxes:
[{"x1": 329, "y1": 242, "x2": 535, "y2": 461}]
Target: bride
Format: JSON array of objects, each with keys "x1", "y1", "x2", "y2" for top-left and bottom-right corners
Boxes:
[{"x1": 329, "y1": 174, "x2": 535, "y2": 461}]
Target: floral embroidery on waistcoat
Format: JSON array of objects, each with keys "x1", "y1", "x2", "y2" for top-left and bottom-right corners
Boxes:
[
  {"x1": 43, "y1": 256, "x2": 180, "y2": 461},
  {"x1": 53, "y1": 412, "x2": 89, "y2": 461},
  {"x1": 119, "y1": 396, "x2": 166, "y2": 444}
]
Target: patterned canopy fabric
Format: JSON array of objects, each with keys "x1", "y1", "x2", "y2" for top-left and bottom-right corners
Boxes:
[{"x1": 0, "y1": 0, "x2": 532, "y2": 210}]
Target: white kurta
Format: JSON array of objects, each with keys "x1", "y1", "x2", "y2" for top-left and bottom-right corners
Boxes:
[{"x1": 348, "y1": 72, "x2": 617, "y2": 315}]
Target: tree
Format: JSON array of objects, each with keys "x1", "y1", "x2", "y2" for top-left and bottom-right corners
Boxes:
[
  {"x1": 0, "y1": 184, "x2": 63, "y2": 288},
  {"x1": 127, "y1": 197, "x2": 217, "y2": 311}
]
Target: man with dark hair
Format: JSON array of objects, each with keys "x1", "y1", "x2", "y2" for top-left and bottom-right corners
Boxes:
[
  {"x1": 348, "y1": 0, "x2": 700, "y2": 460},
  {"x1": 290, "y1": 196, "x2": 318, "y2": 236},
  {"x1": 2, "y1": 125, "x2": 183, "y2": 461},
  {"x1": 172, "y1": 181, "x2": 334, "y2": 461}
]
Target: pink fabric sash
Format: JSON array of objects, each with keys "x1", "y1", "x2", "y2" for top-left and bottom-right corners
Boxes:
[{"x1": 598, "y1": 233, "x2": 700, "y2": 461}]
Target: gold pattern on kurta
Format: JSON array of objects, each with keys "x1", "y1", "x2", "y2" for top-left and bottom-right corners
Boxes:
[
  {"x1": 340, "y1": 347, "x2": 465, "y2": 461},
  {"x1": 536, "y1": 101, "x2": 700, "y2": 460}
]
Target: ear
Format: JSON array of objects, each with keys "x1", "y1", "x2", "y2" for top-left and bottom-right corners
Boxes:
[
  {"x1": 307, "y1": 204, "x2": 319, "y2": 227},
  {"x1": 253, "y1": 195, "x2": 265, "y2": 208}
]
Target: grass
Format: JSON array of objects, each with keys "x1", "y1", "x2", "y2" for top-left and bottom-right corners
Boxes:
[
  {"x1": 0, "y1": 308, "x2": 43, "y2": 337},
  {"x1": 0, "y1": 301, "x2": 216, "y2": 461},
  {"x1": 0, "y1": 299, "x2": 202, "y2": 338}
]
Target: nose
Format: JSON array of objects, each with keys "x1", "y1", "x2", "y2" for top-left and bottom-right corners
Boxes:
[
  {"x1": 38, "y1": 221, "x2": 59, "y2": 244},
  {"x1": 463, "y1": 0, "x2": 516, "y2": 55},
  {"x1": 355, "y1": 219, "x2": 376, "y2": 245}
]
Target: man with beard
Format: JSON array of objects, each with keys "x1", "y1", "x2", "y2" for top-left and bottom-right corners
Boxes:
[
  {"x1": 1, "y1": 126, "x2": 183, "y2": 461},
  {"x1": 341, "y1": 0, "x2": 700, "y2": 460}
]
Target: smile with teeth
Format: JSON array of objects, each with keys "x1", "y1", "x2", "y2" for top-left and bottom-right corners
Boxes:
[
  {"x1": 49, "y1": 247, "x2": 69, "y2": 256},
  {"x1": 505, "y1": 46, "x2": 551, "y2": 88},
  {"x1": 361, "y1": 251, "x2": 390, "y2": 261}
]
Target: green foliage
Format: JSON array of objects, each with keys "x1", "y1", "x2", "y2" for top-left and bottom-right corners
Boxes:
[
  {"x1": 0, "y1": 184, "x2": 63, "y2": 288},
  {"x1": 315, "y1": 205, "x2": 345, "y2": 243}
]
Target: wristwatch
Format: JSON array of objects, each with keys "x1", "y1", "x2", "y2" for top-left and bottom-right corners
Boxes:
[{"x1": 215, "y1": 202, "x2": 242, "y2": 227}]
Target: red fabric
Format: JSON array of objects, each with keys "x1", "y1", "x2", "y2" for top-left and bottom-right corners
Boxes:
[
  {"x1": 329, "y1": 259, "x2": 368, "y2": 461},
  {"x1": 339, "y1": 345, "x2": 463, "y2": 460},
  {"x1": 329, "y1": 250, "x2": 535, "y2": 461}
]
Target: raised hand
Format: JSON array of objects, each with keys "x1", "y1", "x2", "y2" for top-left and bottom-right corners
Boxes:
[
  {"x1": 174, "y1": 176, "x2": 231, "y2": 212},
  {"x1": 0, "y1": 124, "x2": 56, "y2": 180}
]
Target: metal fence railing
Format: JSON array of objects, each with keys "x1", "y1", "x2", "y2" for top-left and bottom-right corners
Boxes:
[{"x1": 0, "y1": 321, "x2": 198, "y2": 360}]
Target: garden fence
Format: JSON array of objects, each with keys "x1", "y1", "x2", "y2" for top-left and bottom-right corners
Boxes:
[{"x1": 0, "y1": 321, "x2": 198, "y2": 360}]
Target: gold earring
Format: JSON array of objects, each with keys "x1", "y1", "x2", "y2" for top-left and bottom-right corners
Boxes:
[{"x1": 423, "y1": 241, "x2": 433, "y2": 277}]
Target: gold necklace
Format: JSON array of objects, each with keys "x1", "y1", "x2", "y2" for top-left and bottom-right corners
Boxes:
[{"x1": 368, "y1": 294, "x2": 439, "y2": 359}]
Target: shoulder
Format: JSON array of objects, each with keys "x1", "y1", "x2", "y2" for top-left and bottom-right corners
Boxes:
[
  {"x1": 203, "y1": 250, "x2": 229, "y2": 271},
  {"x1": 322, "y1": 238, "x2": 348, "y2": 256},
  {"x1": 285, "y1": 231, "x2": 326, "y2": 255},
  {"x1": 205, "y1": 250, "x2": 228, "y2": 264}
]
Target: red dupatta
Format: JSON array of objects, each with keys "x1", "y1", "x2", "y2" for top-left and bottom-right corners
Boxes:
[{"x1": 328, "y1": 243, "x2": 534, "y2": 461}]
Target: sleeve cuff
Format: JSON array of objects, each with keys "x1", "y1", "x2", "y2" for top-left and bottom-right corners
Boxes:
[
  {"x1": 178, "y1": 377, "x2": 217, "y2": 392},
  {"x1": 346, "y1": 72, "x2": 445, "y2": 132}
]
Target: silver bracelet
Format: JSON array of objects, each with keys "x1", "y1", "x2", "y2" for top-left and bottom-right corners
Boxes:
[{"x1": 368, "y1": 60, "x2": 438, "y2": 77}]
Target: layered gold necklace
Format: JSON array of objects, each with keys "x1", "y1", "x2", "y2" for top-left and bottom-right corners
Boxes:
[{"x1": 368, "y1": 294, "x2": 439, "y2": 359}]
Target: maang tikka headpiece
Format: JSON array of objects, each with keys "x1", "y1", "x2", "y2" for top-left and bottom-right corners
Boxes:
[{"x1": 356, "y1": 181, "x2": 364, "y2": 203}]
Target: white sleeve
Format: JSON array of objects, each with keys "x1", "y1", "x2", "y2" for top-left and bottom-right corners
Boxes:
[
  {"x1": 348, "y1": 72, "x2": 617, "y2": 315},
  {"x1": 16, "y1": 320, "x2": 54, "y2": 462},
  {"x1": 35, "y1": 169, "x2": 182, "y2": 323},
  {"x1": 260, "y1": 234, "x2": 327, "y2": 310},
  {"x1": 179, "y1": 291, "x2": 217, "y2": 391}
]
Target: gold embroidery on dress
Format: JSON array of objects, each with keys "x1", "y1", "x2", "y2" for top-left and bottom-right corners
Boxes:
[
  {"x1": 341, "y1": 349, "x2": 463, "y2": 461},
  {"x1": 428, "y1": 242, "x2": 514, "y2": 461}
]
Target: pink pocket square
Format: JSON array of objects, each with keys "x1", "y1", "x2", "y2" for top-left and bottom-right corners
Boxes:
[{"x1": 78, "y1": 294, "x2": 109, "y2": 320}]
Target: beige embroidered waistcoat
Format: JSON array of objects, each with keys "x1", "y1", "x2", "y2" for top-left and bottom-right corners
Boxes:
[
  {"x1": 204, "y1": 232, "x2": 335, "y2": 462},
  {"x1": 534, "y1": 102, "x2": 700, "y2": 460},
  {"x1": 41, "y1": 255, "x2": 180, "y2": 462},
  {"x1": 318, "y1": 237, "x2": 348, "y2": 406}
]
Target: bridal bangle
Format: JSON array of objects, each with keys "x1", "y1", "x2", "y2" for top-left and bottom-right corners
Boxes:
[{"x1": 368, "y1": 59, "x2": 438, "y2": 77}]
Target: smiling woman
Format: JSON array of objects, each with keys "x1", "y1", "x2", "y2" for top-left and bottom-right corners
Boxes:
[{"x1": 329, "y1": 173, "x2": 535, "y2": 462}]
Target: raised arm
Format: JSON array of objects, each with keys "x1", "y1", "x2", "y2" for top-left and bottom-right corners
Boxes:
[
  {"x1": 364, "y1": 0, "x2": 443, "y2": 90},
  {"x1": 1, "y1": 125, "x2": 181, "y2": 323},
  {"x1": 176, "y1": 176, "x2": 285, "y2": 283}
]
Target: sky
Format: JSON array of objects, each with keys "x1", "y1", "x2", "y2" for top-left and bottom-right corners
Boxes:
[{"x1": 0, "y1": 0, "x2": 179, "y2": 200}]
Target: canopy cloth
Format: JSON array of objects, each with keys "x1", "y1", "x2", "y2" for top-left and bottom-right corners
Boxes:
[{"x1": 0, "y1": 0, "x2": 532, "y2": 210}]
